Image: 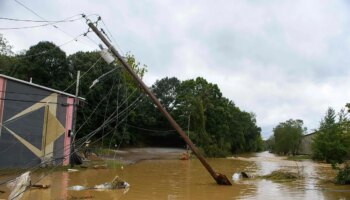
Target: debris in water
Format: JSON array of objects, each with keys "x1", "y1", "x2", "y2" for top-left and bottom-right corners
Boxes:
[
  {"x1": 179, "y1": 152, "x2": 190, "y2": 160},
  {"x1": 68, "y1": 169, "x2": 79, "y2": 172},
  {"x1": 31, "y1": 184, "x2": 50, "y2": 189},
  {"x1": 68, "y1": 175, "x2": 129, "y2": 191},
  {"x1": 261, "y1": 170, "x2": 301, "y2": 180},
  {"x1": 93, "y1": 164, "x2": 107, "y2": 169},
  {"x1": 7, "y1": 171, "x2": 31, "y2": 200},
  {"x1": 68, "y1": 195, "x2": 93, "y2": 200},
  {"x1": 232, "y1": 173, "x2": 240, "y2": 181},
  {"x1": 241, "y1": 172, "x2": 249, "y2": 178},
  {"x1": 68, "y1": 185, "x2": 87, "y2": 191},
  {"x1": 232, "y1": 172, "x2": 250, "y2": 181}
]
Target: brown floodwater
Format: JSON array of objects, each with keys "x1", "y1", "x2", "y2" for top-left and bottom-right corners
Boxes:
[{"x1": 1, "y1": 151, "x2": 350, "y2": 200}]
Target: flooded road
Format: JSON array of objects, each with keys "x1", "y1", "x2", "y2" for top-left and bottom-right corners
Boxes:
[{"x1": 1, "y1": 151, "x2": 350, "y2": 199}]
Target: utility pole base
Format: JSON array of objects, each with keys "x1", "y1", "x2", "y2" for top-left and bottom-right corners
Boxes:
[{"x1": 215, "y1": 173, "x2": 232, "y2": 185}]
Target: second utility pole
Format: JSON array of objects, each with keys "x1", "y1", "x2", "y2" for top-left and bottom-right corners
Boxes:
[{"x1": 88, "y1": 22, "x2": 231, "y2": 185}]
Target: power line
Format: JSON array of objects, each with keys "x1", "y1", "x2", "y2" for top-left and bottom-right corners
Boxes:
[
  {"x1": 0, "y1": 90, "x2": 69, "y2": 97},
  {"x1": 0, "y1": 16, "x2": 81, "y2": 23},
  {"x1": 0, "y1": 16, "x2": 83, "y2": 30},
  {"x1": 15, "y1": 33, "x2": 84, "y2": 59},
  {"x1": 0, "y1": 97, "x2": 73, "y2": 105},
  {"x1": 63, "y1": 56, "x2": 103, "y2": 92},
  {"x1": 13, "y1": 0, "x2": 98, "y2": 49},
  {"x1": 126, "y1": 123, "x2": 176, "y2": 133},
  {"x1": 100, "y1": 19, "x2": 125, "y2": 56}
]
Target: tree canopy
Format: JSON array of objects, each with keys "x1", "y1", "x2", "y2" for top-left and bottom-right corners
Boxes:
[
  {"x1": 0, "y1": 38, "x2": 263, "y2": 157},
  {"x1": 271, "y1": 119, "x2": 306, "y2": 155},
  {"x1": 312, "y1": 107, "x2": 350, "y2": 164}
]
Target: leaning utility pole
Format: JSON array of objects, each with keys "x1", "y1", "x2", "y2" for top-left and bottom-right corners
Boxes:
[{"x1": 88, "y1": 22, "x2": 231, "y2": 185}]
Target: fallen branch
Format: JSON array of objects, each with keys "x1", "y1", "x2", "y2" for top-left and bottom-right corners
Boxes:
[{"x1": 31, "y1": 184, "x2": 50, "y2": 189}]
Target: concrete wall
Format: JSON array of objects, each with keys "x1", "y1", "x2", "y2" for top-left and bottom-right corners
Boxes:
[{"x1": 298, "y1": 132, "x2": 317, "y2": 155}]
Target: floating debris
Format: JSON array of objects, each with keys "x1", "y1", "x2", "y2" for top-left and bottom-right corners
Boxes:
[
  {"x1": 261, "y1": 170, "x2": 301, "y2": 180},
  {"x1": 93, "y1": 164, "x2": 107, "y2": 169},
  {"x1": 68, "y1": 169, "x2": 79, "y2": 172},
  {"x1": 68, "y1": 185, "x2": 87, "y2": 191},
  {"x1": 7, "y1": 171, "x2": 31, "y2": 200},
  {"x1": 68, "y1": 195, "x2": 94, "y2": 200},
  {"x1": 179, "y1": 152, "x2": 190, "y2": 160},
  {"x1": 68, "y1": 175, "x2": 129, "y2": 191},
  {"x1": 31, "y1": 184, "x2": 50, "y2": 189},
  {"x1": 232, "y1": 172, "x2": 250, "y2": 181}
]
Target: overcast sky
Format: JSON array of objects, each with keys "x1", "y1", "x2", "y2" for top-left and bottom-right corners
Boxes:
[{"x1": 1, "y1": 0, "x2": 350, "y2": 138}]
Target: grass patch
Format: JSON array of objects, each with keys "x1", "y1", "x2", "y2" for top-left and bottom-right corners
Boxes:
[
  {"x1": 105, "y1": 160, "x2": 123, "y2": 169},
  {"x1": 286, "y1": 155, "x2": 311, "y2": 161},
  {"x1": 261, "y1": 170, "x2": 302, "y2": 181},
  {"x1": 94, "y1": 148, "x2": 114, "y2": 156}
]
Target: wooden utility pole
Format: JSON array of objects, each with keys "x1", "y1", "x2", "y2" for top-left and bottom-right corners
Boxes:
[
  {"x1": 88, "y1": 22, "x2": 231, "y2": 185},
  {"x1": 70, "y1": 70, "x2": 80, "y2": 167}
]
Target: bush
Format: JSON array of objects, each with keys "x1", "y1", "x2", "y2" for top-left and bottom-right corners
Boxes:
[{"x1": 335, "y1": 164, "x2": 350, "y2": 185}]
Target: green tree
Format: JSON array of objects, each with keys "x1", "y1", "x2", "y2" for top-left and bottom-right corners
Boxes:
[
  {"x1": 0, "y1": 34, "x2": 13, "y2": 56},
  {"x1": 14, "y1": 41, "x2": 70, "y2": 90},
  {"x1": 67, "y1": 51, "x2": 147, "y2": 146},
  {"x1": 273, "y1": 119, "x2": 305, "y2": 155},
  {"x1": 312, "y1": 107, "x2": 350, "y2": 163},
  {"x1": 174, "y1": 77, "x2": 263, "y2": 156},
  {"x1": 152, "y1": 77, "x2": 180, "y2": 112},
  {"x1": 0, "y1": 39, "x2": 264, "y2": 156},
  {"x1": 0, "y1": 34, "x2": 16, "y2": 75}
]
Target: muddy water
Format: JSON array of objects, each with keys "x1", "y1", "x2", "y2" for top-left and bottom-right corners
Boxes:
[{"x1": 2, "y1": 151, "x2": 350, "y2": 200}]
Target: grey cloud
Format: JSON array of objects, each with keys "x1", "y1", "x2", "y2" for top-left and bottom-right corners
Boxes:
[{"x1": 2, "y1": 0, "x2": 350, "y2": 139}]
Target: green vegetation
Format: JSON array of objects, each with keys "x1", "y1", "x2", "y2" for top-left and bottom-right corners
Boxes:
[
  {"x1": 335, "y1": 164, "x2": 350, "y2": 184},
  {"x1": 0, "y1": 37, "x2": 263, "y2": 157},
  {"x1": 312, "y1": 108, "x2": 350, "y2": 164},
  {"x1": 310, "y1": 107, "x2": 350, "y2": 184},
  {"x1": 268, "y1": 119, "x2": 306, "y2": 155},
  {"x1": 105, "y1": 160, "x2": 123, "y2": 169},
  {"x1": 261, "y1": 170, "x2": 302, "y2": 181}
]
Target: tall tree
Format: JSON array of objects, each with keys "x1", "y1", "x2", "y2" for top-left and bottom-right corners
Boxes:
[
  {"x1": 0, "y1": 34, "x2": 16, "y2": 75},
  {"x1": 0, "y1": 34, "x2": 13, "y2": 56},
  {"x1": 273, "y1": 119, "x2": 305, "y2": 155},
  {"x1": 312, "y1": 107, "x2": 350, "y2": 163},
  {"x1": 14, "y1": 41, "x2": 69, "y2": 90}
]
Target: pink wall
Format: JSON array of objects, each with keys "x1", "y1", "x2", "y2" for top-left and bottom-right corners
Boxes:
[
  {"x1": 0, "y1": 78, "x2": 6, "y2": 130},
  {"x1": 63, "y1": 97, "x2": 74, "y2": 165}
]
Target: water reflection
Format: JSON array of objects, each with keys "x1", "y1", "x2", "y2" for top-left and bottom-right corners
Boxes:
[{"x1": 1, "y1": 151, "x2": 350, "y2": 200}]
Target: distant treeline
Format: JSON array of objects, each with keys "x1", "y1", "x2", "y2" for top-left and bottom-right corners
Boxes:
[{"x1": 0, "y1": 35, "x2": 263, "y2": 157}]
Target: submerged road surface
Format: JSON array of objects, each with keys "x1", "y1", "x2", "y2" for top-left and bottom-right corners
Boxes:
[{"x1": 1, "y1": 150, "x2": 350, "y2": 199}]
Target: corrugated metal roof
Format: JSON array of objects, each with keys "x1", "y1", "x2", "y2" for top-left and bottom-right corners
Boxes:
[{"x1": 0, "y1": 74, "x2": 85, "y2": 100}]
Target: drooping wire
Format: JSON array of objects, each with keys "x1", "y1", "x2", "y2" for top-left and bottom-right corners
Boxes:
[
  {"x1": 0, "y1": 16, "x2": 81, "y2": 23},
  {"x1": 16, "y1": 33, "x2": 85, "y2": 59},
  {"x1": 125, "y1": 124, "x2": 176, "y2": 133},
  {"x1": 63, "y1": 56, "x2": 103, "y2": 92},
  {"x1": 101, "y1": 71, "x2": 120, "y2": 147},
  {"x1": 100, "y1": 19, "x2": 126, "y2": 56},
  {"x1": 13, "y1": 0, "x2": 98, "y2": 49},
  {"x1": 0, "y1": 15, "x2": 83, "y2": 30}
]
